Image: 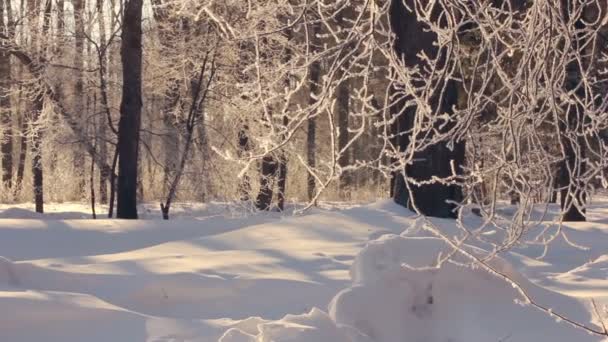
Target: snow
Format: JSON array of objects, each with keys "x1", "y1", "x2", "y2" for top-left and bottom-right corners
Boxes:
[{"x1": 0, "y1": 201, "x2": 606, "y2": 341}]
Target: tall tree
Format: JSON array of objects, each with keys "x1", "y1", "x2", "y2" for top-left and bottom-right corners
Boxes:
[
  {"x1": 336, "y1": 6, "x2": 352, "y2": 195},
  {"x1": 558, "y1": 0, "x2": 588, "y2": 222},
  {"x1": 306, "y1": 15, "x2": 321, "y2": 202},
  {"x1": 72, "y1": 0, "x2": 86, "y2": 198},
  {"x1": 389, "y1": 0, "x2": 465, "y2": 219},
  {"x1": 0, "y1": 0, "x2": 13, "y2": 189},
  {"x1": 96, "y1": 0, "x2": 110, "y2": 203},
  {"x1": 116, "y1": 0, "x2": 143, "y2": 219}
]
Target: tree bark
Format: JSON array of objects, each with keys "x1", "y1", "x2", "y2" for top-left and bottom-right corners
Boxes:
[
  {"x1": 73, "y1": 0, "x2": 86, "y2": 198},
  {"x1": 389, "y1": 0, "x2": 465, "y2": 219},
  {"x1": 116, "y1": 0, "x2": 144, "y2": 219},
  {"x1": 31, "y1": 0, "x2": 53, "y2": 213},
  {"x1": 336, "y1": 9, "x2": 352, "y2": 194},
  {"x1": 0, "y1": 0, "x2": 13, "y2": 189},
  {"x1": 255, "y1": 155, "x2": 277, "y2": 211},
  {"x1": 237, "y1": 125, "x2": 251, "y2": 201},
  {"x1": 558, "y1": 0, "x2": 587, "y2": 222}
]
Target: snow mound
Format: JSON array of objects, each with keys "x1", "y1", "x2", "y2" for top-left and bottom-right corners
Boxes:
[
  {"x1": 0, "y1": 208, "x2": 46, "y2": 219},
  {"x1": 227, "y1": 232, "x2": 603, "y2": 341}
]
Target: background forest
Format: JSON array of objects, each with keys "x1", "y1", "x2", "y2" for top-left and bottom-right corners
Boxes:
[{"x1": 0, "y1": 0, "x2": 607, "y2": 225}]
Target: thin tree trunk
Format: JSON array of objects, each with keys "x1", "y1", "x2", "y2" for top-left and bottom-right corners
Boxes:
[
  {"x1": 108, "y1": 147, "x2": 118, "y2": 217},
  {"x1": 116, "y1": 0, "x2": 144, "y2": 219},
  {"x1": 0, "y1": 0, "x2": 13, "y2": 189},
  {"x1": 73, "y1": 0, "x2": 86, "y2": 198},
  {"x1": 31, "y1": 0, "x2": 53, "y2": 213},
  {"x1": 90, "y1": 151, "x2": 97, "y2": 219},
  {"x1": 161, "y1": 61, "x2": 214, "y2": 219},
  {"x1": 14, "y1": 89, "x2": 27, "y2": 196},
  {"x1": 277, "y1": 119, "x2": 288, "y2": 211},
  {"x1": 336, "y1": 8, "x2": 352, "y2": 195},
  {"x1": 237, "y1": 125, "x2": 251, "y2": 201},
  {"x1": 336, "y1": 78, "x2": 350, "y2": 193},
  {"x1": 306, "y1": 39, "x2": 320, "y2": 202}
]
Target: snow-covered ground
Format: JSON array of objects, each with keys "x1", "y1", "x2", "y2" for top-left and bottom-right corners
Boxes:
[{"x1": 0, "y1": 201, "x2": 606, "y2": 341}]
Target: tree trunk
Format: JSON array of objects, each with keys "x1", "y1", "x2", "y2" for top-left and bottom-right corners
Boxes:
[
  {"x1": 255, "y1": 155, "x2": 277, "y2": 211},
  {"x1": 277, "y1": 136, "x2": 287, "y2": 211},
  {"x1": 31, "y1": 0, "x2": 53, "y2": 213},
  {"x1": 306, "y1": 56, "x2": 320, "y2": 202},
  {"x1": 0, "y1": 0, "x2": 12, "y2": 189},
  {"x1": 389, "y1": 0, "x2": 465, "y2": 219},
  {"x1": 237, "y1": 125, "x2": 251, "y2": 201},
  {"x1": 0, "y1": 0, "x2": 13, "y2": 188},
  {"x1": 558, "y1": 0, "x2": 587, "y2": 222},
  {"x1": 15, "y1": 93, "x2": 27, "y2": 196},
  {"x1": 96, "y1": 0, "x2": 110, "y2": 203},
  {"x1": 306, "y1": 14, "x2": 321, "y2": 202},
  {"x1": 336, "y1": 79, "x2": 350, "y2": 193},
  {"x1": 116, "y1": 0, "x2": 143, "y2": 219},
  {"x1": 336, "y1": 10, "x2": 351, "y2": 195},
  {"x1": 73, "y1": 0, "x2": 86, "y2": 198}
]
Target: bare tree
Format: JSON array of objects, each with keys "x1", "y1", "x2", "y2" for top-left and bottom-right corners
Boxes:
[{"x1": 116, "y1": 0, "x2": 144, "y2": 219}]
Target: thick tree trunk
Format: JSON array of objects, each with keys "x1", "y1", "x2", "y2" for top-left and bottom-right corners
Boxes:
[
  {"x1": 116, "y1": 0, "x2": 143, "y2": 219},
  {"x1": 389, "y1": 0, "x2": 465, "y2": 219},
  {"x1": 558, "y1": 1, "x2": 587, "y2": 222}
]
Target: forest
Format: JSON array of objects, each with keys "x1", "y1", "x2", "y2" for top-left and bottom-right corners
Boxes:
[
  {"x1": 0, "y1": 0, "x2": 608, "y2": 341},
  {"x1": 0, "y1": 0, "x2": 602, "y2": 222}
]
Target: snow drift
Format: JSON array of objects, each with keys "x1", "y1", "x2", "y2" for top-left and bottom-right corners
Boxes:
[{"x1": 223, "y1": 232, "x2": 605, "y2": 342}]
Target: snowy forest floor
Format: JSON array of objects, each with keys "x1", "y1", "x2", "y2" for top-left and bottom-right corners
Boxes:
[{"x1": 0, "y1": 200, "x2": 607, "y2": 341}]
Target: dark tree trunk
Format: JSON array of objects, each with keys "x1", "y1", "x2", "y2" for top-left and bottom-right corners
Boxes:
[
  {"x1": 90, "y1": 154, "x2": 97, "y2": 219},
  {"x1": 255, "y1": 155, "x2": 277, "y2": 211},
  {"x1": 96, "y1": 0, "x2": 111, "y2": 204},
  {"x1": 306, "y1": 57, "x2": 320, "y2": 202},
  {"x1": 31, "y1": 0, "x2": 53, "y2": 213},
  {"x1": 237, "y1": 125, "x2": 251, "y2": 201},
  {"x1": 277, "y1": 139, "x2": 287, "y2": 211},
  {"x1": 389, "y1": 0, "x2": 465, "y2": 219},
  {"x1": 32, "y1": 95, "x2": 44, "y2": 213},
  {"x1": 0, "y1": 0, "x2": 13, "y2": 189},
  {"x1": 558, "y1": 0, "x2": 587, "y2": 222},
  {"x1": 73, "y1": 0, "x2": 86, "y2": 198},
  {"x1": 116, "y1": 0, "x2": 143, "y2": 219}
]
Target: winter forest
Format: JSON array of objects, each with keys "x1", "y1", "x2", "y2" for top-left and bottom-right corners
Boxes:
[{"x1": 1, "y1": 0, "x2": 608, "y2": 341}]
